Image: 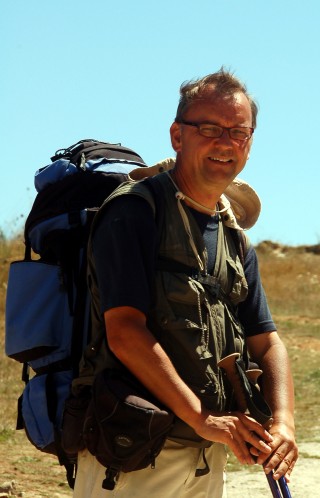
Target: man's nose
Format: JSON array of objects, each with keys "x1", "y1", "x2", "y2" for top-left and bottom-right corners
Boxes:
[{"x1": 213, "y1": 128, "x2": 234, "y2": 146}]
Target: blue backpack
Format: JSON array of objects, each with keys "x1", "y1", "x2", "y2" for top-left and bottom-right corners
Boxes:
[
  {"x1": 5, "y1": 140, "x2": 253, "y2": 489},
  {"x1": 4, "y1": 139, "x2": 161, "y2": 487}
]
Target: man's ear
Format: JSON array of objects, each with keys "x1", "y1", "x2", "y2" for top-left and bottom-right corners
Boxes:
[{"x1": 170, "y1": 122, "x2": 182, "y2": 152}]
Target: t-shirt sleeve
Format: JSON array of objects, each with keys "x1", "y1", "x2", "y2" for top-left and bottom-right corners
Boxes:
[
  {"x1": 238, "y1": 244, "x2": 277, "y2": 336},
  {"x1": 91, "y1": 194, "x2": 157, "y2": 315}
]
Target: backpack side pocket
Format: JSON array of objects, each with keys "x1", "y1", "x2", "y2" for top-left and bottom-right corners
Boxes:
[
  {"x1": 21, "y1": 370, "x2": 73, "y2": 454},
  {"x1": 5, "y1": 260, "x2": 73, "y2": 364}
]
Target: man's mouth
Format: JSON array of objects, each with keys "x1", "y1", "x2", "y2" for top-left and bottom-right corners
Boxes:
[{"x1": 208, "y1": 157, "x2": 232, "y2": 163}]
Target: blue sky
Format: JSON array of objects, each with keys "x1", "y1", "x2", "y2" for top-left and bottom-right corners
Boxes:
[{"x1": 1, "y1": 0, "x2": 319, "y2": 246}]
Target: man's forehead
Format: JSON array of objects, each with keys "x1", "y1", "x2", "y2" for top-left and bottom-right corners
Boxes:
[{"x1": 185, "y1": 91, "x2": 252, "y2": 119}]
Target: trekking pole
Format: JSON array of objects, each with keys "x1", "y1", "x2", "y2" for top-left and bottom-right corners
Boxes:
[
  {"x1": 266, "y1": 472, "x2": 282, "y2": 498},
  {"x1": 217, "y1": 353, "x2": 293, "y2": 498},
  {"x1": 266, "y1": 472, "x2": 292, "y2": 498},
  {"x1": 278, "y1": 474, "x2": 293, "y2": 498}
]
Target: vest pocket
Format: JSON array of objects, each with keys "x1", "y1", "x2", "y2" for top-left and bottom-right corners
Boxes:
[
  {"x1": 161, "y1": 271, "x2": 206, "y2": 305},
  {"x1": 225, "y1": 258, "x2": 248, "y2": 304}
]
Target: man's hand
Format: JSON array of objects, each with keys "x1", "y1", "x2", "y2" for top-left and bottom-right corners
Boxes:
[
  {"x1": 247, "y1": 332, "x2": 298, "y2": 481},
  {"x1": 249, "y1": 421, "x2": 298, "y2": 481},
  {"x1": 194, "y1": 411, "x2": 273, "y2": 465}
]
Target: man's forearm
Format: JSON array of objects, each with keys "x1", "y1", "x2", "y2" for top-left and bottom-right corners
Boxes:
[
  {"x1": 105, "y1": 306, "x2": 274, "y2": 465},
  {"x1": 105, "y1": 305, "x2": 205, "y2": 426},
  {"x1": 260, "y1": 341, "x2": 295, "y2": 428}
]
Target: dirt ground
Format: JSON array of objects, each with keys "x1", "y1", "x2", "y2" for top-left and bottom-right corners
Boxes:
[{"x1": 0, "y1": 432, "x2": 319, "y2": 498}]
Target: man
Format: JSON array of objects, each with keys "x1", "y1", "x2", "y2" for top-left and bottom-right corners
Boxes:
[{"x1": 73, "y1": 68, "x2": 298, "y2": 497}]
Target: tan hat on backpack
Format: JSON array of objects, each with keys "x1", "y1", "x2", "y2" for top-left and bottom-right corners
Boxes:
[{"x1": 129, "y1": 158, "x2": 261, "y2": 230}]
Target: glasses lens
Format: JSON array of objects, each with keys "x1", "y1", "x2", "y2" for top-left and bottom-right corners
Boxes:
[
  {"x1": 198, "y1": 124, "x2": 222, "y2": 138},
  {"x1": 182, "y1": 121, "x2": 253, "y2": 141},
  {"x1": 229, "y1": 128, "x2": 252, "y2": 140}
]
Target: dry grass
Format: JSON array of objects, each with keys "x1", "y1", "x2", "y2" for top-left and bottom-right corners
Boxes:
[
  {"x1": 256, "y1": 243, "x2": 320, "y2": 319},
  {"x1": 256, "y1": 243, "x2": 320, "y2": 442}
]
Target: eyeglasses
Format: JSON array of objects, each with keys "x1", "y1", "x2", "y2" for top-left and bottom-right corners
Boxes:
[{"x1": 177, "y1": 120, "x2": 254, "y2": 141}]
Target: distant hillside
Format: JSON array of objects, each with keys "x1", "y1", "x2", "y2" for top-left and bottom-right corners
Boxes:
[{"x1": 256, "y1": 240, "x2": 320, "y2": 256}]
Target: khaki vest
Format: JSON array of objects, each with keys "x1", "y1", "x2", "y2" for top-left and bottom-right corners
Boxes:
[{"x1": 76, "y1": 173, "x2": 248, "y2": 416}]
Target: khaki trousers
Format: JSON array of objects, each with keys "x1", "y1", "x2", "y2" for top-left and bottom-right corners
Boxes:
[{"x1": 73, "y1": 440, "x2": 227, "y2": 498}]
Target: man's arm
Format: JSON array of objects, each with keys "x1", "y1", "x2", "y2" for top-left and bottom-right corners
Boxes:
[
  {"x1": 247, "y1": 331, "x2": 298, "y2": 481},
  {"x1": 104, "y1": 305, "x2": 273, "y2": 466}
]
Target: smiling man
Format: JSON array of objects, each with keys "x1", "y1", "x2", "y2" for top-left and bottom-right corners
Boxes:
[
  {"x1": 172, "y1": 89, "x2": 253, "y2": 201},
  {"x1": 73, "y1": 68, "x2": 298, "y2": 498}
]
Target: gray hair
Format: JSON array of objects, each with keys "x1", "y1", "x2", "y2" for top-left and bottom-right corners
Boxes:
[{"x1": 175, "y1": 67, "x2": 258, "y2": 128}]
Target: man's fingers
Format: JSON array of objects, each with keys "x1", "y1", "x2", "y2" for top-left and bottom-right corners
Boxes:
[
  {"x1": 285, "y1": 460, "x2": 296, "y2": 482},
  {"x1": 247, "y1": 431, "x2": 272, "y2": 453},
  {"x1": 237, "y1": 412, "x2": 273, "y2": 442},
  {"x1": 227, "y1": 437, "x2": 256, "y2": 465},
  {"x1": 228, "y1": 425, "x2": 271, "y2": 465},
  {"x1": 264, "y1": 447, "x2": 297, "y2": 479}
]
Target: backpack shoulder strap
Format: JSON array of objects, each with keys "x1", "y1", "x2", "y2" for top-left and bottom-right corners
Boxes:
[
  {"x1": 141, "y1": 176, "x2": 165, "y2": 241},
  {"x1": 89, "y1": 175, "x2": 166, "y2": 243}
]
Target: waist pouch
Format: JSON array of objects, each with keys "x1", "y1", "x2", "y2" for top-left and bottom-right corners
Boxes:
[{"x1": 82, "y1": 369, "x2": 175, "y2": 490}]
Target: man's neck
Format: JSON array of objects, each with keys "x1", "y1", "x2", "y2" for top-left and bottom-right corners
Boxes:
[{"x1": 170, "y1": 168, "x2": 223, "y2": 215}]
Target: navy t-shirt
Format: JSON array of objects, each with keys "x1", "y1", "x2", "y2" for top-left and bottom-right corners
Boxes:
[{"x1": 92, "y1": 195, "x2": 276, "y2": 337}]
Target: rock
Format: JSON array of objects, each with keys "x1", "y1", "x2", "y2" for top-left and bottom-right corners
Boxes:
[{"x1": 0, "y1": 480, "x2": 16, "y2": 493}]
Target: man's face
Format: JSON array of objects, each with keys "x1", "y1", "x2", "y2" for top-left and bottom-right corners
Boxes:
[{"x1": 170, "y1": 90, "x2": 253, "y2": 193}]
